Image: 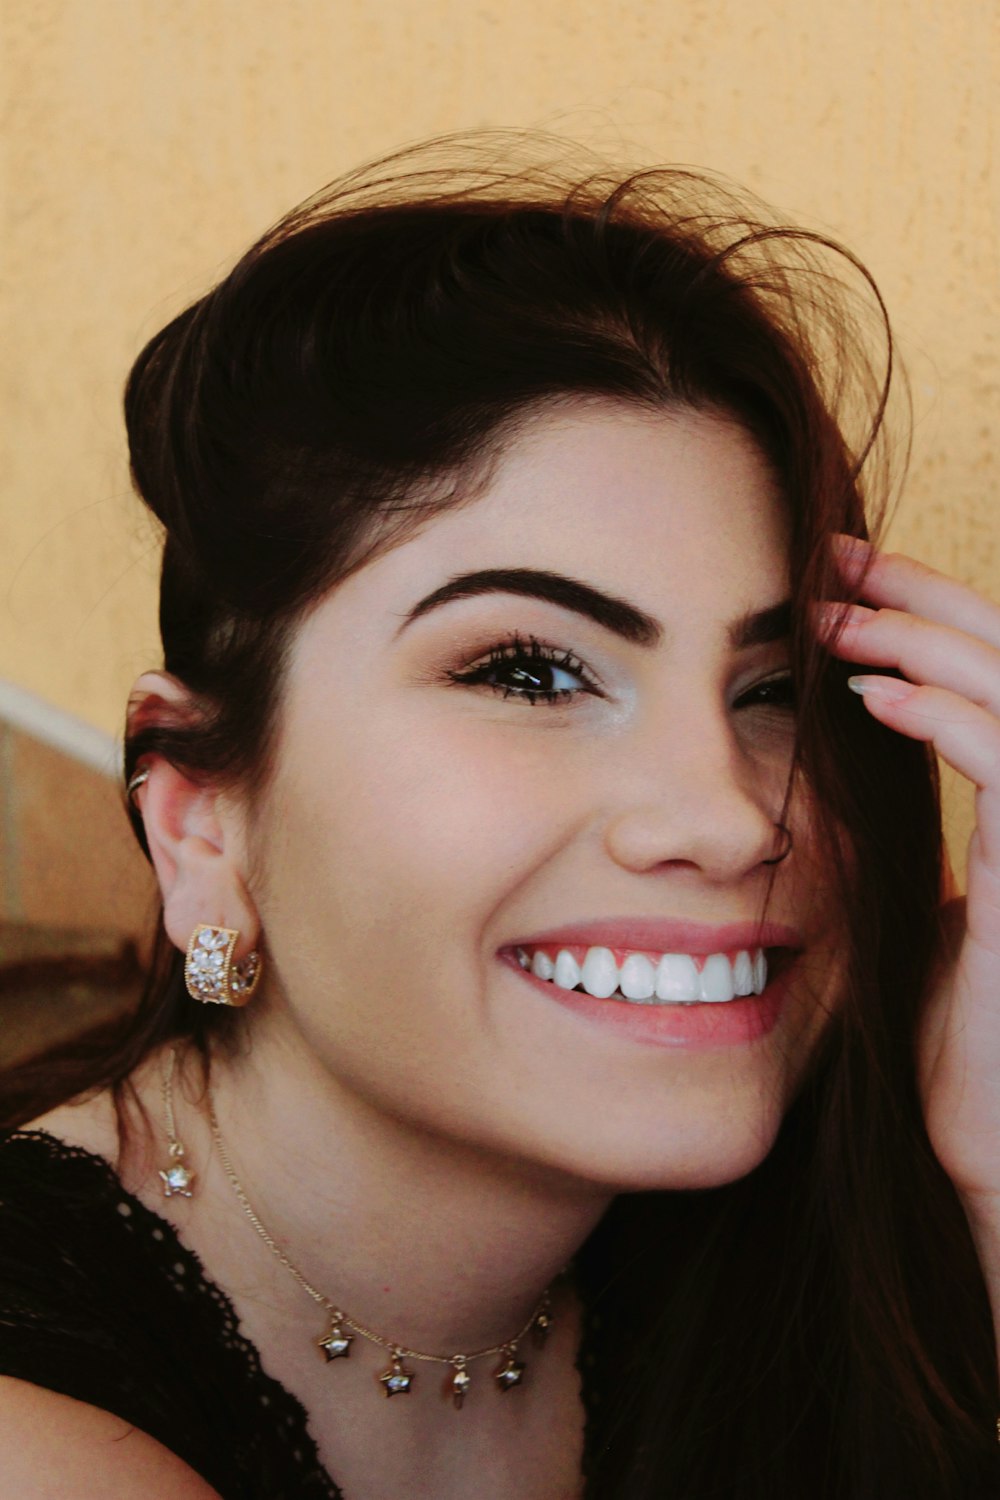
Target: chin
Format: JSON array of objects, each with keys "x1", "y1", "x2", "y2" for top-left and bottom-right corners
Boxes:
[
  {"x1": 619, "y1": 1135, "x2": 783, "y2": 1194},
  {"x1": 646, "y1": 1128, "x2": 783, "y2": 1192}
]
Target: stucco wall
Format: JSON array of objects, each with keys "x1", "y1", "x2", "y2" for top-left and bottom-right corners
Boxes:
[{"x1": 2, "y1": 0, "x2": 997, "y2": 850}]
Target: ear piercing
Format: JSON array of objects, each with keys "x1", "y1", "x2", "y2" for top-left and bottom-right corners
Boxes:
[
  {"x1": 126, "y1": 765, "x2": 150, "y2": 803},
  {"x1": 184, "y1": 925, "x2": 263, "y2": 1005},
  {"x1": 124, "y1": 777, "x2": 261, "y2": 1004}
]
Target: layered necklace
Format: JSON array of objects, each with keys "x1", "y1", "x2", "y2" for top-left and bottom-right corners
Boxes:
[{"x1": 162, "y1": 1052, "x2": 558, "y2": 1408}]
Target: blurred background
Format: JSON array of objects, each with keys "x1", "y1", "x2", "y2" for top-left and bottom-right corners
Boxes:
[{"x1": 1, "y1": 0, "x2": 997, "y2": 1067}]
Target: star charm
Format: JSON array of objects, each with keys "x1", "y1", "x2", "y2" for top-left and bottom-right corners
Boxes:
[
  {"x1": 159, "y1": 1162, "x2": 194, "y2": 1198},
  {"x1": 380, "y1": 1361, "x2": 414, "y2": 1396},
  {"x1": 318, "y1": 1324, "x2": 354, "y2": 1361},
  {"x1": 494, "y1": 1356, "x2": 525, "y2": 1391},
  {"x1": 451, "y1": 1363, "x2": 471, "y2": 1409}
]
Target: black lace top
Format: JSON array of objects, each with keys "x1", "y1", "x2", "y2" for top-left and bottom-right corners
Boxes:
[{"x1": 0, "y1": 1130, "x2": 609, "y2": 1499}]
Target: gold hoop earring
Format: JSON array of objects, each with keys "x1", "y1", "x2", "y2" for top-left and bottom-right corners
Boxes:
[{"x1": 184, "y1": 925, "x2": 262, "y2": 1006}]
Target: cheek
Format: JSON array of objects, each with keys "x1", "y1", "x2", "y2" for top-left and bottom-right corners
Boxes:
[
  {"x1": 252, "y1": 710, "x2": 574, "y2": 971},
  {"x1": 244, "y1": 711, "x2": 590, "y2": 1133}
]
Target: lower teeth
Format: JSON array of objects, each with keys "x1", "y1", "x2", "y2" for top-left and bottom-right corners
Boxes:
[{"x1": 567, "y1": 983, "x2": 725, "y2": 1006}]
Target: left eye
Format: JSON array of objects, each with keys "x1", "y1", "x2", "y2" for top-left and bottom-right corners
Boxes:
[
  {"x1": 448, "y1": 634, "x2": 599, "y2": 706},
  {"x1": 736, "y1": 673, "x2": 797, "y2": 711}
]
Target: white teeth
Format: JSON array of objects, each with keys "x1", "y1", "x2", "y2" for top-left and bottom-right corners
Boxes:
[
  {"x1": 732, "y1": 949, "x2": 754, "y2": 997},
  {"x1": 554, "y1": 949, "x2": 581, "y2": 990},
  {"x1": 753, "y1": 950, "x2": 768, "y2": 995},
  {"x1": 518, "y1": 943, "x2": 773, "y2": 1005},
  {"x1": 580, "y1": 946, "x2": 619, "y2": 999},
  {"x1": 531, "y1": 950, "x2": 555, "y2": 981},
  {"x1": 699, "y1": 953, "x2": 735, "y2": 1003},
  {"x1": 654, "y1": 953, "x2": 700, "y2": 1003},
  {"x1": 619, "y1": 952, "x2": 657, "y2": 1001}
]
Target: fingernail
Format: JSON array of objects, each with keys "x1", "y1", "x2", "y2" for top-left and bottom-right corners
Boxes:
[
  {"x1": 847, "y1": 675, "x2": 913, "y2": 704},
  {"x1": 830, "y1": 535, "x2": 874, "y2": 582},
  {"x1": 814, "y1": 602, "x2": 876, "y2": 630}
]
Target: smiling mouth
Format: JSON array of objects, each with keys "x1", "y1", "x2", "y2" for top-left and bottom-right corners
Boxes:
[{"x1": 513, "y1": 944, "x2": 790, "y2": 1005}]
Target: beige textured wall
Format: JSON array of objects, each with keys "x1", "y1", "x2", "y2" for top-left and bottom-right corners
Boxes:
[{"x1": 2, "y1": 0, "x2": 998, "y2": 849}]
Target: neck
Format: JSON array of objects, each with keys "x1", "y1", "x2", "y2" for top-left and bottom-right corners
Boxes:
[{"x1": 181, "y1": 1014, "x2": 612, "y2": 1357}]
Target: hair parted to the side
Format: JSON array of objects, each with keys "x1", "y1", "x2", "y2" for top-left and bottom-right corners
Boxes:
[{"x1": 4, "y1": 133, "x2": 997, "y2": 1493}]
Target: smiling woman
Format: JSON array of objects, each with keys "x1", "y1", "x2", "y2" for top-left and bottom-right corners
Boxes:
[{"x1": 1, "y1": 135, "x2": 998, "y2": 1499}]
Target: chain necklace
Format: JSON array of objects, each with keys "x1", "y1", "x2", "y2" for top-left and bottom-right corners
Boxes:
[{"x1": 163, "y1": 1054, "x2": 556, "y2": 1408}]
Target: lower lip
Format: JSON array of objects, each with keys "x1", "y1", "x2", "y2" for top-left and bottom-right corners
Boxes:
[{"x1": 501, "y1": 952, "x2": 794, "y2": 1049}]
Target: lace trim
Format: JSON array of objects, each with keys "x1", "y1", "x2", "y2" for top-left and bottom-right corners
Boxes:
[
  {"x1": 3, "y1": 1127, "x2": 605, "y2": 1497},
  {"x1": 3, "y1": 1129, "x2": 342, "y2": 1498}
]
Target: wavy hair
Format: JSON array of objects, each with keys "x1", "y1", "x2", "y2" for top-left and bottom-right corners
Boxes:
[{"x1": 6, "y1": 135, "x2": 997, "y2": 1494}]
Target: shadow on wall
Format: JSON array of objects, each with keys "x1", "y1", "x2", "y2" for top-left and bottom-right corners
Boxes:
[{"x1": 0, "y1": 686, "x2": 157, "y2": 1081}]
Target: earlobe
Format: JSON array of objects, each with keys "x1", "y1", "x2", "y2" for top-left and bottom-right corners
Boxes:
[
  {"x1": 138, "y1": 756, "x2": 259, "y2": 958},
  {"x1": 127, "y1": 673, "x2": 259, "y2": 960}
]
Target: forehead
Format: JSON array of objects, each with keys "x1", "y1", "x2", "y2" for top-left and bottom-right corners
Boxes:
[
  {"x1": 291, "y1": 400, "x2": 790, "y2": 676},
  {"x1": 375, "y1": 401, "x2": 788, "y2": 606}
]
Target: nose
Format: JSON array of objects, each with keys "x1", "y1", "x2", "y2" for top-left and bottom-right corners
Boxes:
[{"x1": 600, "y1": 705, "x2": 787, "y2": 885}]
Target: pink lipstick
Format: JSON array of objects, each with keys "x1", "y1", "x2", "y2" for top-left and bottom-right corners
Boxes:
[{"x1": 499, "y1": 917, "x2": 801, "y2": 1050}]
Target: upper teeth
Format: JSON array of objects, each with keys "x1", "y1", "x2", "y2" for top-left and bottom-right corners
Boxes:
[{"x1": 516, "y1": 945, "x2": 768, "y2": 1004}]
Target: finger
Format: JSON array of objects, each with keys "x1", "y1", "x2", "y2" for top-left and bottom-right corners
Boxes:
[
  {"x1": 816, "y1": 603, "x2": 1000, "y2": 721},
  {"x1": 848, "y1": 676, "x2": 1000, "y2": 865},
  {"x1": 831, "y1": 536, "x2": 1000, "y2": 651}
]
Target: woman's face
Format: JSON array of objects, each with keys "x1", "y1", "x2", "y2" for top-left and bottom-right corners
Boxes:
[{"x1": 244, "y1": 402, "x2": 844, "y2": 1190}]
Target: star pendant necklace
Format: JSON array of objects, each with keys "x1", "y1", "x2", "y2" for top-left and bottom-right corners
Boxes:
[{"x1": 161, "y1": 1050, "x2": 559, "y2": 1408}]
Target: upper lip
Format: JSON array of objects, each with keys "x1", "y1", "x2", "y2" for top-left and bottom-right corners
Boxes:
[{"x1": 505, "y1": 917, "x2": 802, "y2": 955}]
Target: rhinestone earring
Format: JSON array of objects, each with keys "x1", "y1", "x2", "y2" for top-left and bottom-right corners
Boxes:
[
  {"x1": 184, "y1": 925, "x2": 262, "y2": 1005},
  {"x1": 159, "y1": 1047, "x2": 195, "y2": 1198}
]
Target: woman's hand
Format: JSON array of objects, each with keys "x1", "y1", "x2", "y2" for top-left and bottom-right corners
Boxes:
[{"x1": 817, "y1": 535, "x2": 1000, "y2": 1227}]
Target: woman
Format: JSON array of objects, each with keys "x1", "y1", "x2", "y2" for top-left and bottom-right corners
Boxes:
[{"x1": 1, "y1": 136, "x2": 999, "y2": 1498}]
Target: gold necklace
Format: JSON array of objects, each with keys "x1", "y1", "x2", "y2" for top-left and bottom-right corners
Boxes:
[{"x1": 163, "y1": 1056, "x2": 556, "y2": 1408}]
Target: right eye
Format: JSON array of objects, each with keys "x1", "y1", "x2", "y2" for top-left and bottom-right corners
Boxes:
[{"x1": 447, "y1": 633, "x2": 602, "y2": 707}]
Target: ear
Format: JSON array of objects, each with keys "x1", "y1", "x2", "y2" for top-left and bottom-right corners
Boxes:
[{"x1": 128, "y1": 672, "x2": 259, "y2": 960}]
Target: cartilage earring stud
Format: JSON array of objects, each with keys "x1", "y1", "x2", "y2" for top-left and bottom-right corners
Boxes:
[
  {"x1": 184, "y1": 925, "x2": 262, "y2": 1005},
  {"x1": 126, "y1": 766, "x2": 150, "y2": 803}
]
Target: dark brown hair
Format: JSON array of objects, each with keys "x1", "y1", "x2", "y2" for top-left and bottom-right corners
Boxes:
[{"x1": 7, "y1": 135, "x2": 997, "y2": 1494}]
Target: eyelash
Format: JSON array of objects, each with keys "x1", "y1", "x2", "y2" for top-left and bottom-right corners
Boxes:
[
  {"x1": 447, "y1": 633, "x2": 797, "y2": 712},
  {"x1": 740, "y1": 674, "x2": 798, "y2": 712},
  {"x1": 447, "y1": 633, "x2": 601, "y2": 706}
]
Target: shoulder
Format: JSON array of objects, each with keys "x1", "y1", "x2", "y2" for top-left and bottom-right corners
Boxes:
[
  {"x1": 22, "y1": 1064, "x2": 161, "y2": 1177},
  {"x1": 0, "y1": 1082, "x2": 339, "y2": 1499},
  {"x1": 0, "y1": 1378, "x2": 221, "y2": 1498},
  {"x1": 0, "y1": 1121, "x2": 159, "y2": 1388},
  {"x1": 24, "y1": 1087, "x2": 122, "y2": 1160},
  {"x1": 0, "y1": 1094, "x2": 139, "y2": 1224},
  {"x1": 0, "y1": 1123, "x2": 247, "y2": 1497},
  {"x1": 9, "y1": 1052, "x2": 170, "y2": 1195},
  {"x1": 0, "y1": 1103, "x2": 180, "y2": 1390}
]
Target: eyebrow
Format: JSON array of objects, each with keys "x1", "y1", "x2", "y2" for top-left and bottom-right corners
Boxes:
[
  {"x1": 396, "y1": 567, "x2": 791, "y2": 651},
  {"x1": 729, "y1": 598, "x2": 792, "y2": 649}
]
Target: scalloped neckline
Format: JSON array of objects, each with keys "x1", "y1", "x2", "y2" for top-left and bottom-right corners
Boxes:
[{"x1": 5, "y1": 1127, "x2": 343, "y2": 1497}]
